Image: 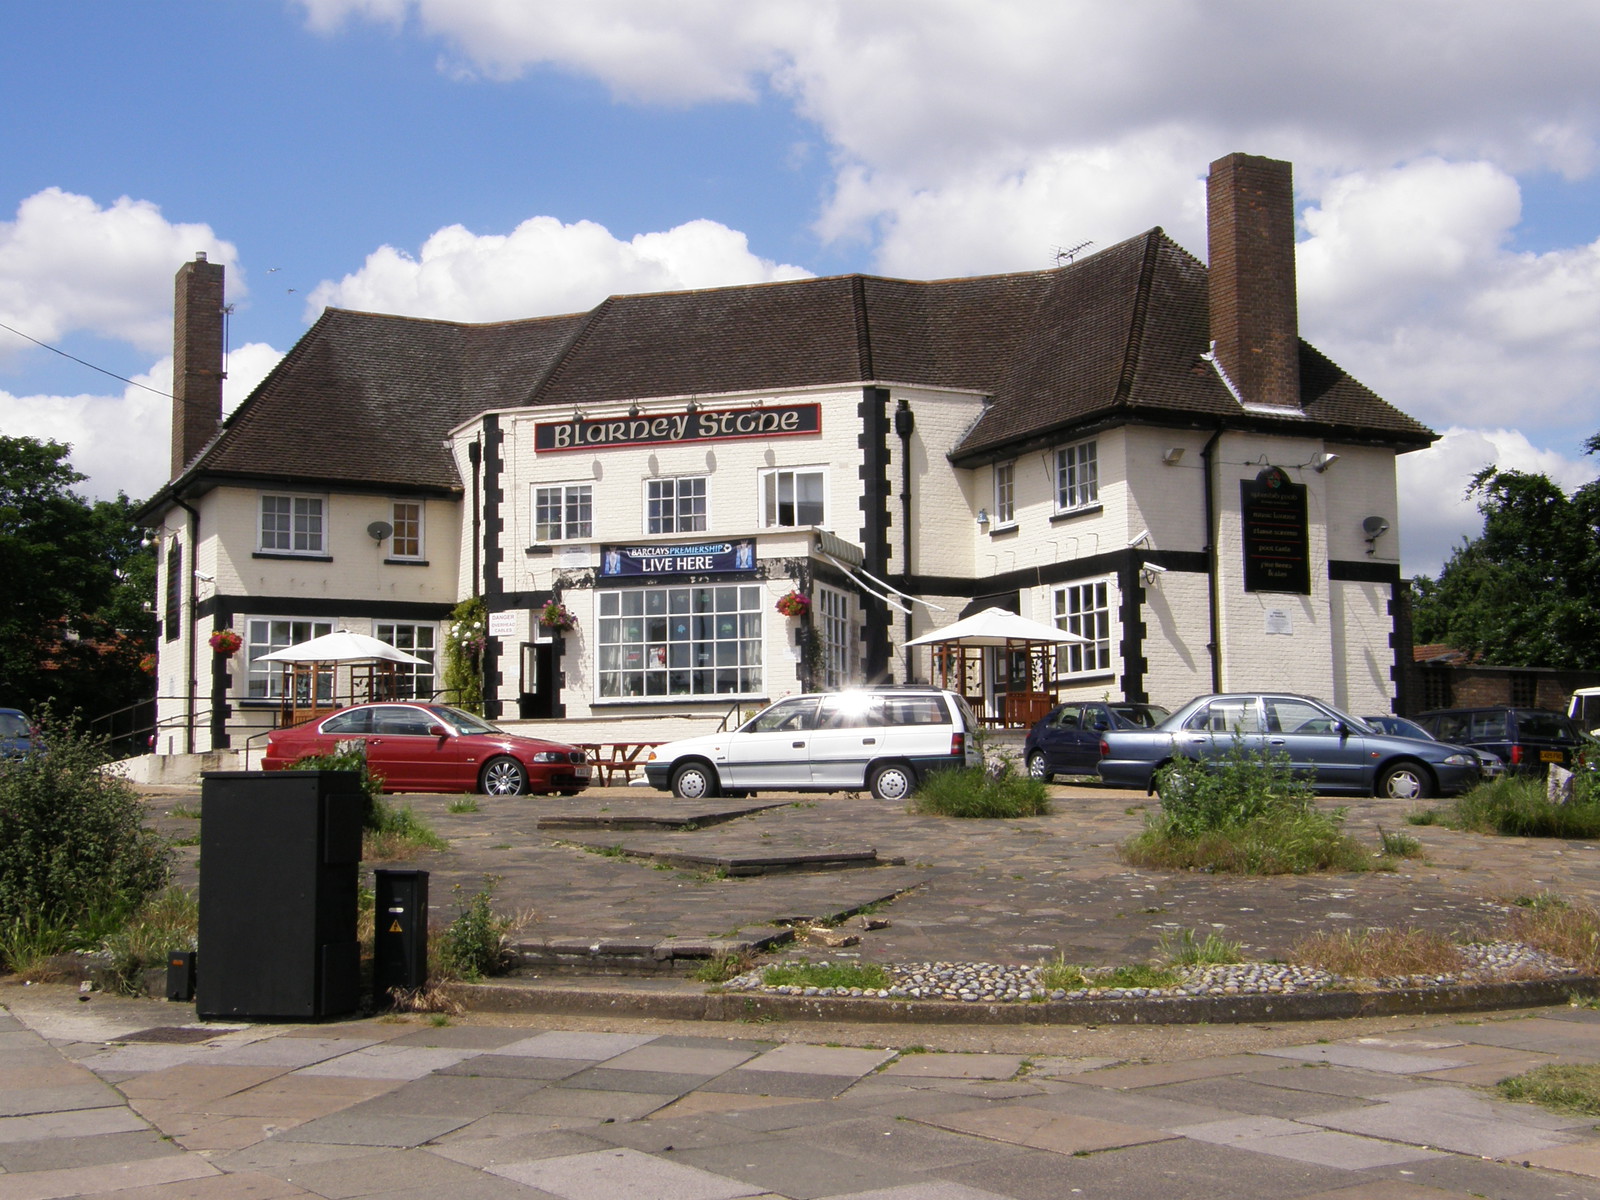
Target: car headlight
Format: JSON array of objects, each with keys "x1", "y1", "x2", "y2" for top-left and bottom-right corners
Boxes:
[
  {"x1": 1441, "y1": 754, "x2": 1474, "y2": 766},
  {"x1": 530, "y1": 751, "x2": 564, "y2": 763}
]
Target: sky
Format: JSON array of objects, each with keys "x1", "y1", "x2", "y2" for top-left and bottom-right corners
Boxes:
[{"x1": 3, "y1": 1, "x2": 1600, "y2": 579}]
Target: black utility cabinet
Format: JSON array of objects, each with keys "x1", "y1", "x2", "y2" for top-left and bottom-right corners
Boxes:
[
  {"x1": 196, "y1": 770, "x2": 363, "y2": 1020},
  {"x1": 373, "y1": 868, "x2": 430, "y2": 1001}
]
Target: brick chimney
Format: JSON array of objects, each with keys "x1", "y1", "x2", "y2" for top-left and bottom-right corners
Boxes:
[
  {"x1": 171, "y1": 252, "x2": 226, "y2": 478},
  {"x1": 1206, "y1": 153, "x2": 1300, "y2": 409}
]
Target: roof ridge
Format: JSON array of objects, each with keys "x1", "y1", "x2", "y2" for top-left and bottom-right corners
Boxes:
[
  {"x1": 1114, "y1": 228, "x2": 1166, "y2": 405},
  {"x1": 523, "y1": 297, "x2": 617, "y2": 408},
  {"x1": 852, "y1": 276, "x2": 874, "y2": 381}
]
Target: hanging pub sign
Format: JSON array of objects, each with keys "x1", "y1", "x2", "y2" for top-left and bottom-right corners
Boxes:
[
  {"x1": 1240, "y1": 466, "x2": 1310, "y2": 594},
  {"x1": 599, "y1": 540, "x2": 757, "y2": 577},
  {"x1": 535, "y1": 403, "x2": 821, "y2": 452}
]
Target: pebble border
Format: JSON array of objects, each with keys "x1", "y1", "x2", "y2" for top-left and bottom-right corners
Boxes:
[{"x1": 720, "y1": 941, "x2": 1579, "y2": 1003}]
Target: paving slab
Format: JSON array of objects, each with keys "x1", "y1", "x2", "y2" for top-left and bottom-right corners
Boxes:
[
  {"x1": 259, "y1": 1145, "x2": 500, "y2": 1199},
  {"x1": 879, "y1": 1052, "x2": 1025, "y2": 1079},
  {"x1": 1226, "y1": 1128, "x2": 1445, "y2": 1170},
  {"x1": 492, "y1": 1031, "x2": 658, "y2": 1060},
  {"x1": 667, "y1": 1137, "x2": 926, "y2": 1199},
  {"x1": 273, "y1": 1109, "x2": 476, "y2": 1148},
  {"x1": 487, "y1": 1145, "x2": 768, "y2": 1199},
  {"x1": 917, "y1": 1104, "x2": 1177, "y2": 1153},
  {"x1": 1260, "y1": 1044, "x2": 1472, "y2": 1074}
]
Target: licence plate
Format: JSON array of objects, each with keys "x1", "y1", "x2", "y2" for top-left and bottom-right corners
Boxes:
[
  {"x1": 574, "y1": 765, "x2": 592, "y2": 778},
  {"x1": 1541, "y1": 750, "x2": 1564, "y2": 763}
]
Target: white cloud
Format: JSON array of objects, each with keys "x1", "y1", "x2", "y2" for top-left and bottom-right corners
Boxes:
[
  {"x1": 0, "y1": 188, "x2": 239, "y2": 358},
  {"x1": 2, "y1": 342, "x2": 283, "y2": 505},
  {"x1": 1397, "y1": 427, "x2": 1596, "y2": 578},
  {"x1": 306, "y1": 216, "x2": 810, "y2": 321}
]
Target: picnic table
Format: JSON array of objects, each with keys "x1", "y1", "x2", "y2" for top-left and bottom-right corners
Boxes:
[{"x1": 577, "y1": 742, "x2": 661, "y2": 786}]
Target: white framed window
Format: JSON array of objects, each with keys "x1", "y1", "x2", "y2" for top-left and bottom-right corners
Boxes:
[
  {"x1": 259, "y1": 494, "x2": 326, "y2": 554},
  {"x1": 816, "y1": 584, "x2": 856, "y2": 690},
  {"x1": 533, "y1": 483, "x2": 592, "y2": 540},
  {"x1": 595, "y1": 584, "x2": 763, "y2": 699},
  {"x1": 645, "y1": 476, "x2": 707, "y2": 534},
  {"x1": 390, "y1": 501, "x2": 423, "y2": 559},
  {"x1": 374, "y1": 622, "x2": 436, "y2": 699},
  {"x1": 1054, "y1": 579, "x2": 1113, "y2": 678},
  {"x1": 993, "y1": 461, "x2": 1016, "y2": 527},
  {"x1": 760, "y1": 467, "x2": 826, "y2": 528},
  {"x1": 245, "y1": 618, "x2": 334, "y2": 699},
  {"x1": 1054, "y1": 440, "x2": 1098, "y2": 513}
]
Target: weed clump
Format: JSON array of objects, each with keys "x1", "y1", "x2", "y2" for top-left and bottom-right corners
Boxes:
[
  {"x1": 1292, "y1": 927, "x2": 1463, "y2": 980},
  {"x1": 910, "y1": 764, "x2": 1051, "y2": 819},
  {"x1": 761, "y1": 961, "x2": 891, "y2": 991},
  {"x1": 1435, "y1": 775, "x2": 1600, "y2": 839},
  {"x1": 1121, "y1": 741, "x2": 1371, "y2": 874},
  {"x1": 434, "y1": 878, "x2": 514, "y2": 982},
  {"x1": 0, "y1": 711, "x2": 169, "y2": 970},
  {"x1": 1498, "y1": 1064, "x2": 1600, "y2": 1116}
]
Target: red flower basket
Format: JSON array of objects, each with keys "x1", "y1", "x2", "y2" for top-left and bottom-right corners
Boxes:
[
  {"x1": 209, "y1": 629, "x2": 242, "y2": 656},
  {"x1": 775, "y1": 590, "x2": 811, "y2": 618}
]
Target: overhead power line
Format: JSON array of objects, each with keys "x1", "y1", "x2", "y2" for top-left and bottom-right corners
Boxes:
[{"x1": 0, "y1": 318, "x2": 174, "y2": 400}]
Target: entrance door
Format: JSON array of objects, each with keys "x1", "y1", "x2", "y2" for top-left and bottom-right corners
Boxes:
[{"x1": 519, "y1": 641, "x2": 560, "y2": 720}]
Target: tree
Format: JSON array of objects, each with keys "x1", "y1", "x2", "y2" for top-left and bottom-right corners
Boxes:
[
  {"x1": 0, "y1": 436, "x2": 155, "y2": 720},
  {"x1": 1411, "y1": 436, "x2": 1600, "y2": 668}
]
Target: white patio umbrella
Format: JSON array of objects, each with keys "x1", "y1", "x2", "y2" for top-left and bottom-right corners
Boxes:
[
  {"x1": 904, "y1": 607, "x2": 1087, "y2": 647},
  {"x1": 258, "y1": 629, "x2": 427, "y2": 665}
]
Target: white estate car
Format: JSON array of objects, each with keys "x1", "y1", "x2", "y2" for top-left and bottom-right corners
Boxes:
[{"x1": 643, "y1": 688, "x2": 982, "y2": 801}]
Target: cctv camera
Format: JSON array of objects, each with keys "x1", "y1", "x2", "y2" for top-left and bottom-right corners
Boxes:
[
  {"x1": 1142, "y1": 561, "x2": 1167, "y2": 574},
  {"x1": 193, "y1": 571, "x2": 215, "y2": 583},
  {"x1": 1128, "y1": 529, "x2": 1151, "y2": 548}
]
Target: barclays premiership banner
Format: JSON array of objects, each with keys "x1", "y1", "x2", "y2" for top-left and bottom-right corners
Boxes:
[{"x1": 598, "y1": 540, "x2": 756, "y2": 577}]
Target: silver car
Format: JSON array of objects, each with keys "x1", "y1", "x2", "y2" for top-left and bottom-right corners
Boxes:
[{"x1": 1097, "y1": 693, "x2": 1483, "y2": 801}]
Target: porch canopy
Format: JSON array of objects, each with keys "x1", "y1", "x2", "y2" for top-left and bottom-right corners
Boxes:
[
  {"x1": 259, "y1": 630, "x2": 428, "y2": 727},
  {"x1": 905, "y1": 607, "x2": 1087, "y2": 728}
]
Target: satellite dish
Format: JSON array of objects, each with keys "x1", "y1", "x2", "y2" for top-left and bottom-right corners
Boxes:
[
  {"x1": 1361, "y1": 516, "x2": 1389, "y2": 538},
  {"x1": 367, "y1": 521, "x2": 394, "y2": 542}
]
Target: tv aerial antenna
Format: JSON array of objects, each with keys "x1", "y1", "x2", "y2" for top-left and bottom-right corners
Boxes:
[{"x1": 1054, "y1": 240, "x2": 1094, "y2": 265}]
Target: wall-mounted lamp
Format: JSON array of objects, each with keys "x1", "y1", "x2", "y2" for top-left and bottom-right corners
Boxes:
[
  {"x1": 685, "y1": 399, "x2": 699, "y2": 415},
  {"x1": 627, "y1": 404, "x2": 640, "y2": 418},
  {"x1": 976, "y1": 508, "x2": 990, "y2": 529},
  {"x1": 1313, "y1": 451, "x2": 1340, "y2": 473},
  {"x1": 1162, "y1": 446, "x2": 1185, "y2": 465},
  {"x1": 1362, "y1": 514, "x2": 1390, "y2": 556}
]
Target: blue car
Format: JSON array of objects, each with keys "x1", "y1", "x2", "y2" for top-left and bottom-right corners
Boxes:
[
  {"x1": 0, "y1": 709, "x2": 37, "y2": 759},
  {"x1": 1024, "y1": 701, "x2": 1169, "y2": 782},
  {"x1": 1097, "y1": 693, "x2": 1483, "y2": 801}
]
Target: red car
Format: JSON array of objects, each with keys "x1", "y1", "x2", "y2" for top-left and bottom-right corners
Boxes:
[{"x1": 262, "y1": 703, "x2": 590, "y2": 796}]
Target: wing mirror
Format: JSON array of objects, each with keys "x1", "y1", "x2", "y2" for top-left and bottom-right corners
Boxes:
[{"x1": 427, "y1": 724, "x2": 449, "y2": 738}]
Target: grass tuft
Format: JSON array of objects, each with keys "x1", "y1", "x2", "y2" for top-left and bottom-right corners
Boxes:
[
  {"x1": 1498, "y1": 1064, "x2": 1600, "y2": 1116},
  {"x1": 909, "y1": 765, "x2": 1050, "y2": 819},
  {"x1": 1159, "y1": 928, "x2": 1243, "y2": 966},
  {"x1": 1291, "y1": 927, "x2": 1463, "y2": 979},
  {"x1": 761, "y1": 961, "x2": 891, "y2": 990}
]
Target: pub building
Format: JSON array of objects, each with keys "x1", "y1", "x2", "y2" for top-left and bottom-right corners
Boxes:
[{"x1": 139, "y1": 153, "x2": 1434, "y2": 755}]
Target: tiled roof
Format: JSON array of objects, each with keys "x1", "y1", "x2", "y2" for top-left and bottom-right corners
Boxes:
[{"x1": 167, "y1": 229, "x2": 1433, "y2": 499}]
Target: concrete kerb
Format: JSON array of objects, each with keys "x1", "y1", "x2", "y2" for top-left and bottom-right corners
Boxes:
[{"x1": 451, "y1": 972, "x2": 1600, "y2": 1027}]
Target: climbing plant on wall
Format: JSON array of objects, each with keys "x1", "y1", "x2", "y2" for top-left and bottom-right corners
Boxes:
[{"x1": 444, "y1": 596, "x2": 487, "y2": 714}]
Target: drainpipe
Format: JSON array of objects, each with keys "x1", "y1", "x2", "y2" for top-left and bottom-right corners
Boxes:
[
  {"x1": 175, "y1": 495, "x2": 200, "y2": 755},
  {"x1": 1200, "y1": 426, "x2": 1224, "y2": 693},
  {"x1": 893, "y1": 400, "x2": 915, "y2": 678},
  {"x1": 466, "y1": 438, "x2": 482, "y2": 595}
]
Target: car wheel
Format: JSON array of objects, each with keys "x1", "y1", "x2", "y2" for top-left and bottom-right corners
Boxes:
[
  {"x1": 480, "y1": 756, "x2": 528, "y2": 796},
  {"x1": 670, "y1": 761, "x2": 718, "y2": 800},
  {"x1": 1026, "y1": 751, "x2": 1053, "y2": 783},
  {"x1": 869, "y1": 762, "x2": 916, "y2": 802},
  {"x1": 1378, "y1": 761, "x2": 1432, "y2": 801}
]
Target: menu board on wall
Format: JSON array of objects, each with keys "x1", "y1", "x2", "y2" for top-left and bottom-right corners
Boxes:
[{"x1": 1241, "y1": 466, "x2": 1310, "y2": 594}]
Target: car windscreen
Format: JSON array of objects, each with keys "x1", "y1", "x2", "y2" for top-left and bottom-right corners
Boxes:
[
  {"x1": 1515, "y1": 710, "x2": 1579, "y2": 740},
  {"x1": 0, "y1": 713, "x2": 29, "y2": 737},
  {"x1": 431, "y1": 706, "x2": 500, "y2": 735}
]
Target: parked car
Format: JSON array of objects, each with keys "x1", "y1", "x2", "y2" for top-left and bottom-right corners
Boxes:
[
  {"x1": 1024, "y1": 701, "x2": 1170, "y2": 782},
  {"x1": 643, "y1": 687, "x2": 981, "y2": 801},
  {"x1": 1362, "y1": 714, "x2": 1505, "y2": 781},
  {"x1": 1096, "y1": 692, "x2": 1483, "y2": 800},
  {"x1": 0, "y1": 708, "x2": 36, "y2": 759},
  {"x1": 1413, "y1": 706, "x2": 1588, "y2": 777},
  {"x1": 262, "y1": 702, "x2": 590, "y2": 796}
]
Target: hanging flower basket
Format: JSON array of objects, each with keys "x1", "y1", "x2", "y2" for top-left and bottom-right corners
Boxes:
[
  {"x1": 209, "y1": 629, "x2": 242, "y2": 656},
  {"x1": 539, "y1": 600, "x2": 576, "y2": 631},
  {"x1": 138, "y1": 652, "x2": 157, "y2": 675},
  {"x1": 775, "y1": 590, "x2": 811, "y2": 619}
]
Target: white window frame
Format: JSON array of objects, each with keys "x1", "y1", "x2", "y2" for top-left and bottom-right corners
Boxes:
[
  {"x1": 759, "y1": 466, "x2": 827, "y2": 529},
  {"x1": 1053, "y1": 578, "x2": 1114, "y2": 679},
  {"x1": 594, "y1": 584, "x2": 764, "y2": 700},
  {"x1": 993, "y1": 460, "x2": 1016, "y2": 528},
  {"x1": 389, "y1": 500, "x2": 424, "y2": 560},
  {"x1": 644, "y1": 476, "x2": 708, "y2": 535},
  {"x1": 259, "y1": 493, "x2": 326, "y2": 555},
  {"x1": 1054, "y1": 439, "x2": 1099, "y2": 514},
  {"x1": 816, "y1": 584, "x2": 857, "y2": 690},
  {"x1": 533, "y1": 482, "x2": 593, "y2": 541},
  {"x1": 374, "y1": 621, "x2": 437, "y2": 699},
  {"x1": 245, "y1": 618, "x2": 334, "y2": 699}
]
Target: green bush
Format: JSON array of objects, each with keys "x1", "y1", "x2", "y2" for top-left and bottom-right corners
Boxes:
[
  {"x1": 910, "y1": 764, "x2": 1051, "y2": 818},
  {"x1": 288, "y1": 740, "x2": 383, "y2": 828},
  {"x1": 1125, "y1": 741, "x2": 1370, "y2": 874},
  {"x1": 0, "y1": 711, "x2": 169, "y2": 965},
  {"x1": 1447, "y1": 775, "x2": 1600, "y2": 839},
  {"x1": 434, "y1": 878, "x2": 513, "y2": 982},
  {"x1": 98, "y1": 887, "x2": 198, "y2": 996}
]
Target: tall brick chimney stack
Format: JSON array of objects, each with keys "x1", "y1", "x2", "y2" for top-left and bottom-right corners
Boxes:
[
  {"x1": 171, "y1": 252, "x2": 226, "y2": 478},
  {"x1": 1206, "y1": 153, "x2": 1300, "y2": 409}
]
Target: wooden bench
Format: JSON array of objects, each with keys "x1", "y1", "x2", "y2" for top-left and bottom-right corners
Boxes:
[{"x1": 578, "y1": 742, "x2": 661, "y2": 786}]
